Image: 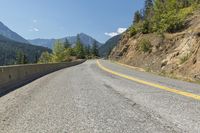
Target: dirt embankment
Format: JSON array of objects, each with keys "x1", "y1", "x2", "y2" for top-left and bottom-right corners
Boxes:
[{"x1": 110, "y1": 10, "x2": 200, "y2": 81}]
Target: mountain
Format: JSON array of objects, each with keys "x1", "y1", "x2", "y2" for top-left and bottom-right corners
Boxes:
[
  {"x1": 0, "y1": 21, "x2": 29, "y2": 44},
  {"x1": 98, "y1": 35, "x2": 121, "y2": 57},
  {"x1": 28, "y1": 38, "x2": 56, "y2": 49},
  {"x1": 28, "y1": 33, "x2": 102, "y2": 49},
  {"x1": 0, "y1": 35, "x2": 51, "y2": 66}
]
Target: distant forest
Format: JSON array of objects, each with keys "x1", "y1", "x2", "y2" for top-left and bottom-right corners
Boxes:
[{"x1": 0, "y1": 35, "x2": 51, "y2": 66}]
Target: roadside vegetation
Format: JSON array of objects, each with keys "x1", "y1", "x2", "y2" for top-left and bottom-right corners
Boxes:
[
  {"x1": 138, "y1": 39, "x2": 152, "y2": 53},
  {"x1": 129, "y1": 0, "x2": 200, "y2": 36},
  {"x1": 180, "y1": 53, "x2": 191, "y2": 64},
  {"x1": 38, "y1": 34, "x2": 99, "y2": 64}
]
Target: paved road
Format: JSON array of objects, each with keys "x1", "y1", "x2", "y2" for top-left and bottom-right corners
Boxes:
[{"x1": 0, "y1": 60, "x2": 200, "y2": 133}]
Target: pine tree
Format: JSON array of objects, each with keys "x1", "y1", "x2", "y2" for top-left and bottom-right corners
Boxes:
[
  {"x1": 16, "y1": 50, "x2": 28, "y2": 64},
  {"x1": 74, "y1": 34, "x2": 85, "y2": 59},
  {"x1": 144, "y1": 0, "x2": 154, "y2": 19},
  {"x1": 34, "y1": 53, "x2": 39, "y2": 63},
  {"x1": 23, "y1": 54, "x2": 28, "y2": 64},
  {"x1": 64, "y1": 38, "x2": 71, "y2": 49},
  {"x1": 16, "y1": 50, "x2": 22, "y2": 64},
  {"x1": 133, "y1": 10, "x2": 143, "y2": 24},
  {"x1": 52, "y1": 40, "x2": 66, "y2": 62},
  {"x1": 84, "y1": 45, "x2": 91, "y2": 58},
  {"x1": 38, "y1": 51, "x2": 52, "y2": 64},
  {"x1": 91, "y1": 41, "x2": 99, "y2": 57}
]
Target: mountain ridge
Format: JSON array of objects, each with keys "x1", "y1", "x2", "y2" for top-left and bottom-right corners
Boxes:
[
  {"x1": 0, "y1": 34, "x2": 51, "y2": 65},
  {"x1": 28, "y1": 33, "x2": 102, "y2": 49},
  {"x1": 0, "y1": 21, "x2": 29, "y2": 44}
]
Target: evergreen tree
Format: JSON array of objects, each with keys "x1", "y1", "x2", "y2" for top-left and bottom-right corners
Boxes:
[
  {"x1": 74, "y1": 34, "x2": 85, "y2": 59},
  {"x1": 38, "y1": 51, "x2": 52, "y2": 64},
  {"x1": 16, "y1": 50, "x2": 28, "y2": 64},
  {"x1": 23, "y1": 54, "x2": 28, "y2": 64},
  {"x1": 16, "y1": 50, "x2": 23, "y2": 64},
  {"x1": 133, "y1": 10, "x2": 143, "y2": 24},
  {"x1": 153, "y1": 0, "x2": 186, "y2": 33},
  {"x1": 144, "y1": 0, "x2": 154, "y2": 19},
  {"x1": 63, "y1": 38, "x2": 71, "y2": 49},
  {"x1": 131, "y1": 0, "x2": 199, "y2": 34},
  {"x1": 34, "y1": 53, "x2": 39, "y2": 63},
  {"x1": 91, "y1": 41, "x2": 99, "y2": 57},
  {"x1": 52, "y1": 40, "x2": 66, "y2": 62},
  {"x1": 84, "y1": 45, "x2": 91, "y2": 58}
]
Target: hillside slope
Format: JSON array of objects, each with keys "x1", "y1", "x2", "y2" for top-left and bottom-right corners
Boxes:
[
  {"x1": 99, "y1": 35, "x2": 121, "y2": 57},
  {"x1": 0, "y1": 21, "x2": 29, "y2": 44},
  {"x1": 110, "y1": 10, "x2": 200, "y2": 81},
  {"x1": 0, "y1": 35, "x2": 51, "y2": 66}
]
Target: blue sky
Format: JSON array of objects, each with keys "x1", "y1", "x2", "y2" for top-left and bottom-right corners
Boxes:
[{"x1": 0, "y1": 0, "x2": 144, "y2": 43}]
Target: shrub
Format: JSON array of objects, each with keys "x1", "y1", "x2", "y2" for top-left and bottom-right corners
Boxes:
[
  {"x1": 138, "y1": 39, "x2": 152, "y2": 53},
  {"x1": 180, "y1": 53, "x2": 190, "y2": 64},
  {"x1": 178, "y1": 6, "x2": 194, "y2": 19},
  {"x1": 129, "y1": 26, "x2": 137, "y2": 37},
  {"x1": 142, "y1": 20, "x2": 153, "y2": 34}
]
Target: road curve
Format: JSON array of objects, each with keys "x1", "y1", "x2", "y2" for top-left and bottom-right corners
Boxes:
[{"x1": 0, "y1": 60, "x2": 200, "y2": 133}]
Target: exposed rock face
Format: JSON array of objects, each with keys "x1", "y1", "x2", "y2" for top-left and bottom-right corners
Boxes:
[{"x1": 110, "y1": 10, "x2": 200, "y2": 81}]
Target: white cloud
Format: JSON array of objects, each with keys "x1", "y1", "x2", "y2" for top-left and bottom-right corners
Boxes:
[
  {"x1": 33, "y1": 28, "x2": 39, "y2": 31},
  {"x1": 105, "y1": 27, "x2": 127, "y2": 37},
  {"x1": 104, "y1": 32, "x2": 119, "y2": 37},
  {"x1": 29, "y1": 27, "x2": 39, "y2": 32},
  {"x1": 117, "y1": 28, "x2": 127, "y2": 34}
]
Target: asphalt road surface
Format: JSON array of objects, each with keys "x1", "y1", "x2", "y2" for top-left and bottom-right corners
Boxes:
[{"x1": 0, "y1": 60, "x2": 200, "y2": 133}]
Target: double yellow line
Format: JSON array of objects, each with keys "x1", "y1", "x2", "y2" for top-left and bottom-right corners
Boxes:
[{"x1": 96, "y1": 60, "x2": 200, "y2": 101}]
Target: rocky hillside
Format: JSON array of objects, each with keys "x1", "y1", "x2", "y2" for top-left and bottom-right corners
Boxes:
[{"x1": 110, "y1": 10, "x2": 200, "y2": 81}]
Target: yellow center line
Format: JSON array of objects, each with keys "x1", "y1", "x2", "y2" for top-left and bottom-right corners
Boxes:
[{"x1": 96, "y1": 60, "x2": 200, "y2": 101}]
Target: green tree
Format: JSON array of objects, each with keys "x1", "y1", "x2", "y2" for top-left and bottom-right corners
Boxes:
[
  {"x1": 52, "y1": 40, "x2": 66, "y2": 62},
  {"x1": 144, "y1": 0, "x2": 154, "y2": 19},
  {"x1": 153, "y1": 0, "x2": 184, "y2": 33},
  {"x1": 63, "y1": 48, "x2": 71, "y2": 62},
  {"x1": 74, "y1": 34, "x2": 85, "y2": 59},
  {"x1": 142, "y1": 20, "x2": 151, "y2": 34},
  {"x1": 38, "y1": 51, "x2": 52, "y2": 64},
  {"x1": 34, "y1": 54, "x2": 39, "y2": 63},
  {"x1": 130, "y1": 0, "x2": 199, "y2": 35},
  {"x1": 16, "y1": 50, "x2": 28, "y2": 64},
  {"x1": 23, "y1": 54, "x2": 28, "y2": 64},
  {"x1": 68, "y1": 48, "x2": 76, "y2": 56},
  {"x1": 16, "y1": 50, "x2": 23, "y2": 64},
  {"x1": 133, "y1": 10, "x2": 143, "y2": 24},
  {"x1": 91, "y1": 41, "x2": 99, "y2": 57},
  {"x1": 84, "y1": 45, "x2": 91, "y2": 58},
  {"x1": 63, "y1": 38, "x2": 71, "y2": 49}
]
